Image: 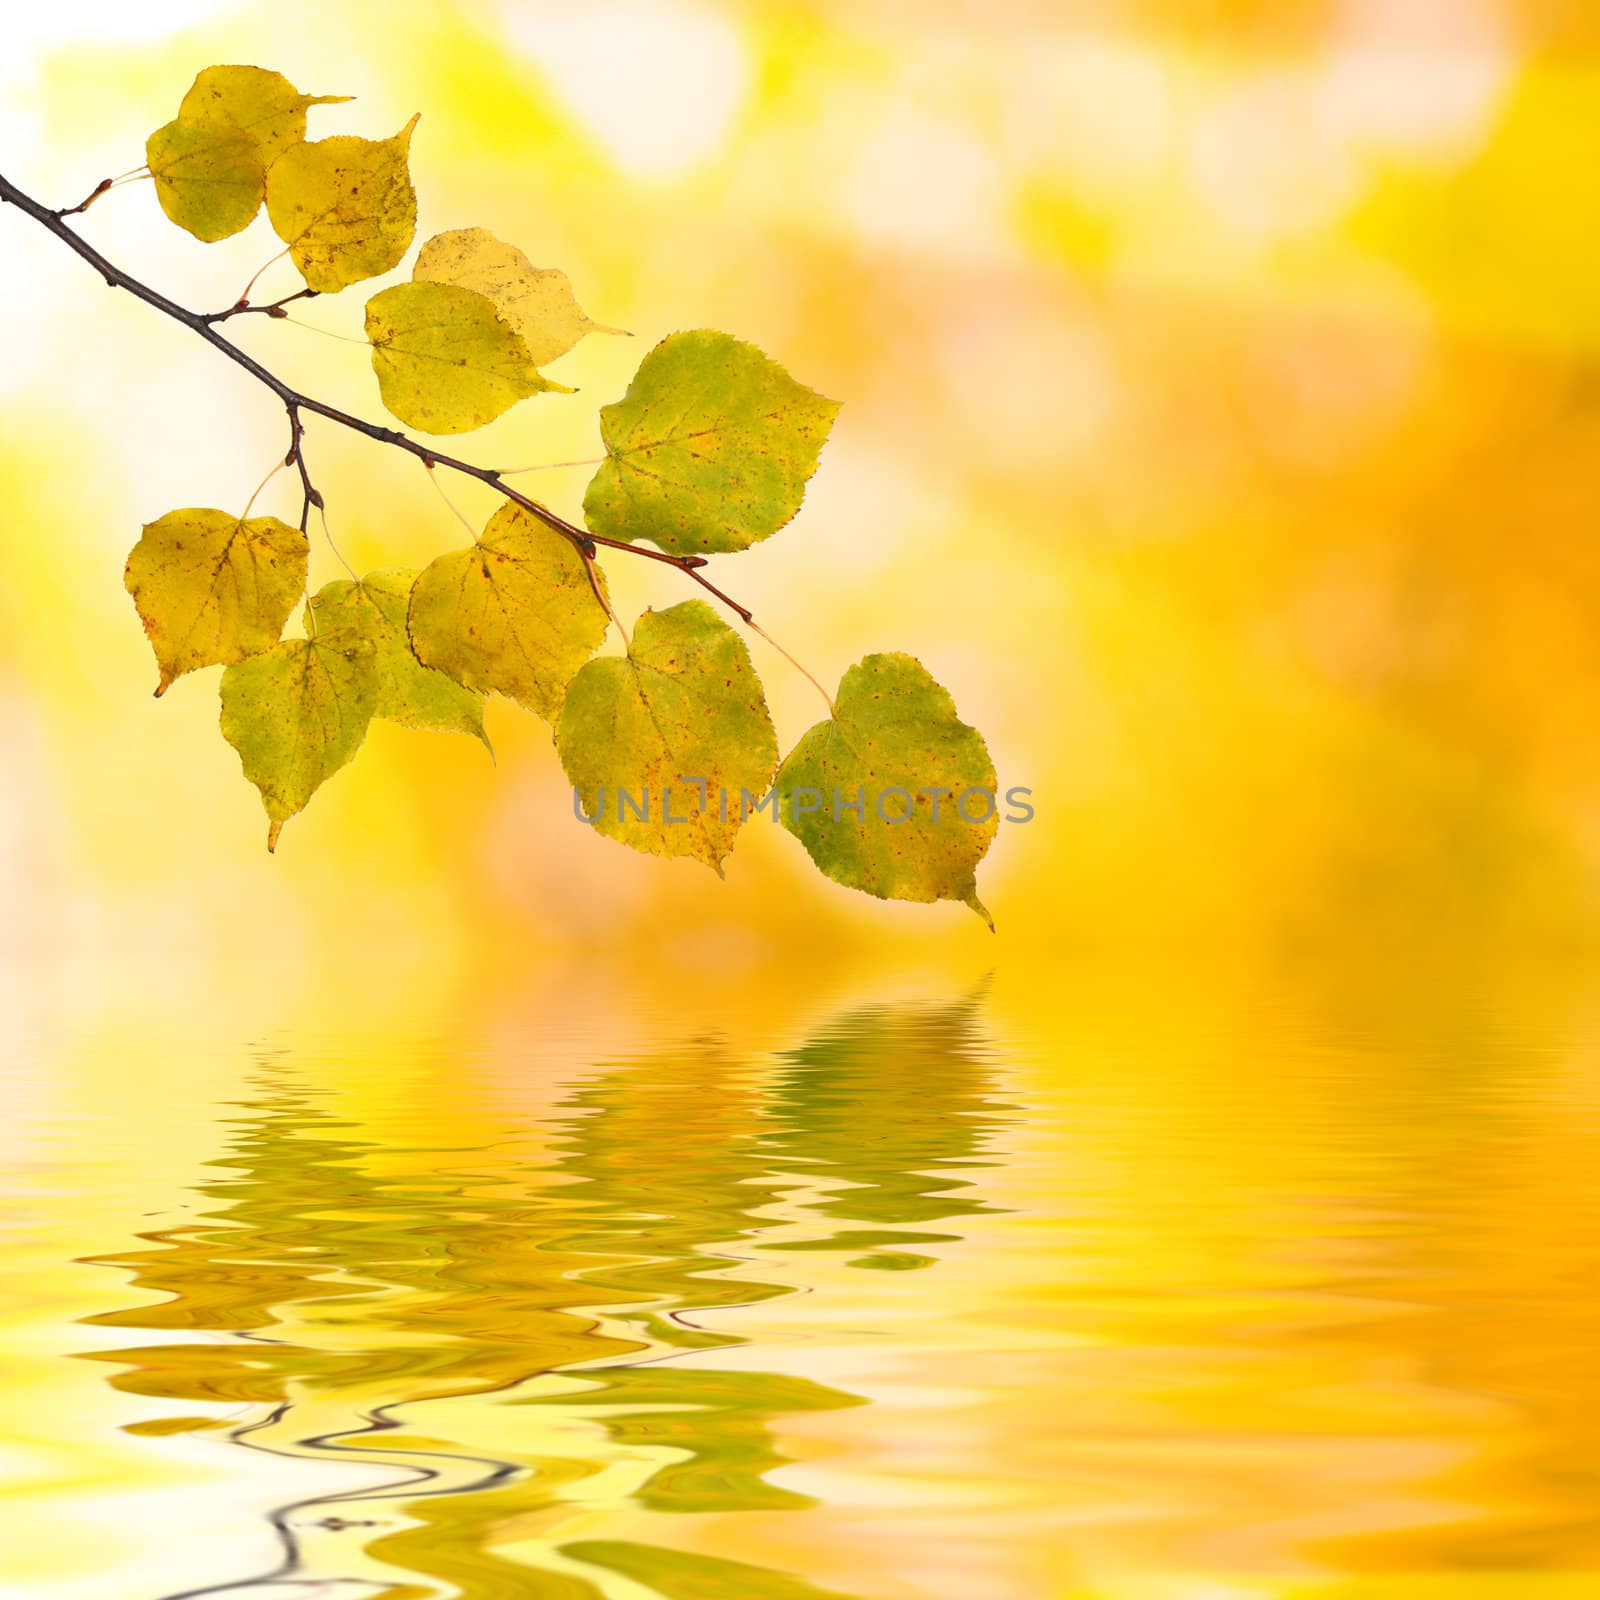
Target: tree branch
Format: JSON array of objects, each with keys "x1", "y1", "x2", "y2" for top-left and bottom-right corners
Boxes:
[{"x1": 0, "y1": 169, "x2": 757, "y2": 625}]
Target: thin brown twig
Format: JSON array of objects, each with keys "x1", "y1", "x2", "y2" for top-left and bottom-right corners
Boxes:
[
  {"x1": 0, "y1": 169, "x2": 759, "y2": 627},
  {"x1": 578, "y1": 540, "x2": 631, "y2": 652},
  {"x1": 203, "y1": 288, "x2": 320, "y2": 325},
  {"x1": 283, "y1": 404, "x2": 322, "y2": 535},
  {"x1": 52, "y1": 167, "x2": 149, "y2": 219},
  {"x1": 53, "y1": 177, "x2": 114, "y2": 219}
]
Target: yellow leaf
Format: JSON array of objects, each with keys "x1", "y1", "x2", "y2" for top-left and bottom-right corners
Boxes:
[
  {"x1": 145, "y1": 116, "x2": 265, "y2": 243},
  {"x1": 408, "y1": 502, "x2": 610, "y2": 721},
  {"x1": 557, "y1": 601, "x2": 778, "y2": 873},
  {"x1": 178, "y1": 65, "x2": 351, "y2": 168},
  {"x1": 124, "y1": 508, "x2": 308, "y2": 696},
  {"x1": 774, "y1": 653, "x2": 998, "y2": 926},
  {"x1": 585, "y1": 330, "x2": 839, "y2": 555},
  {"x1": 265, "y1": 115, "x2": 419, "y2": 293},
  {"x1": 364, "y1": 281, "x2": 566, "y2": 435},
  {"x1": 219, "y1": 636, "x2": 376, "y2": 852},
  {"x1": 413, "y1": 227, "x2": 625, "y2": 366}
]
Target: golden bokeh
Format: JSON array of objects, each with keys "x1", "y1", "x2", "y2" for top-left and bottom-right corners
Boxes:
[
  {"x1": 6, "y1": 4, "x2": 1600, "y2": 1596},
  {"x1": 7, "y1": 0, "x2": 1597, "y2": 979}
]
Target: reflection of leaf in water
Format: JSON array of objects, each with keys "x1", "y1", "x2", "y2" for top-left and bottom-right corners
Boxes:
[
  {"x1": 515, "y1": 1042, "x2": 865, "y2": 1521},
  {"x1": 759, "y1": 996, "x2": 1008, "y2": 1269},
  {"x1": 519, "y1": 1366, "x2": 863, "y2": 1514},
  {"x1": 364, "y1": 1472, "x2": 609, "y2": 1600},
  {"x1": 78, "y1": 1083, "x2": 393, "y2": 1410},
  {"x1": 79, "y1": 1071, "x2": 642, "y2": 1418},
  {"x1": 566, "y1": 1538, "x2": 860, "y2": 1600},
  {"x1": 75, "y1": 1067, "x2": 645, "y2": 1597},
  {"x1": 73, "y1": 994, "x2": 1007, "y2": 1600},
  {"x1": 549, "y1": 1039, "x2": 794, "y2": 1350}
]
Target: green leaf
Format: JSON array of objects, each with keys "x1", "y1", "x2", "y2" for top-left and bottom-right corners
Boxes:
[
  {"x1": 177, "y1": 65, "x2": 350, "y2": 169},
  {"x1": 265, "y1": 115, "x2": 419, "y2": 293},
  {"x1": 584, "y1": 330, "x2": 839, "y2": 555},
  {"x1": 219, "y1": 635, "x2": 376, "y2": 852},
  {"x1": 124, "y1": 508, "x2": 308, "y2": 696},
  {"x1": 306, "y1": 568, "x2": 489, "y2": 750},
  {"x1": 145, "y1": 116, "x2": 265, "y2": 243},
  {"x1": 413, "y1": 227, "x2": 625, "y2": 366},
  {"x1": 775, "y1": 653, "x2": 998, "y2": 926},
  {"x1": 364, "y1": 281, "x2": 565, "y2": 435},
  {"x1": 407, "y1": 502, "x2": 610, "y2": 721},
  {"x1": 557, "y1": 600, "x2": 777, "y2": 874}
]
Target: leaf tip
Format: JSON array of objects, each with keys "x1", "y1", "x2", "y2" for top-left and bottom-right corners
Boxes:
[
  {"x1": 964, "y1": 889, "x2": 994, "y2": 932},
  {"x1": 266, "y1": 820, "x2": 283, "y2": 853}
]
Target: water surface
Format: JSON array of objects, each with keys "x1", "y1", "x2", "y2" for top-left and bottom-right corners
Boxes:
[{"x1": 5, "y1": 966, "x2": 1600, "y2": 1598}]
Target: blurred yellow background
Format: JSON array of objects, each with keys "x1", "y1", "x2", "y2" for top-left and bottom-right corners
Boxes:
[
  {"x1": 14, "y1": 11, "x2": 1600, "y2": 1593},
  {"x1": 4, "y1": 0, "x2": 1599, "y2": 999}
]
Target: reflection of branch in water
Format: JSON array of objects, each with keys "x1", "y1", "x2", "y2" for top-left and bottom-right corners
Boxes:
[
  {"x1": 75, "y1": 996, "x2": 1010, "y2": 1599},
  {"x1": 156, "y1": 1394, "x2": 536, "y2": 1600},
  {"x1": 76, "y1": 1065, "x2": 584, "y2": 1598}
]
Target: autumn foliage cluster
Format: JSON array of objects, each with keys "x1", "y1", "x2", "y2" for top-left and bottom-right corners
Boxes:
[{"x1": 107, "y1": 66, "x2": 999, "y2": 920}]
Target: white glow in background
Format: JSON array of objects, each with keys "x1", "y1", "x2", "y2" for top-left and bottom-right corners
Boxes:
[{"x1": 495, "y1": 0, "x2": 751, "y2": 178}]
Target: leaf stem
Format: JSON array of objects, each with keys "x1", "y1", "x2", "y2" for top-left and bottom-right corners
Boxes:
[
  {"x1": 746, "y1": 619, "x2": 835, "y2": 716},
  {"x1": 0, "y1": 172, "x2": 763, "y2": 634},
  {"x1": 497, "y1": 457, "x2": 607, "y2": 474},
  {"x1": 240, "y1": 456, "x2": 288, "y2": 521},
  {"x1": 316, "y1": 502, "x2": 359, "y2": 581},
  {"x1": 276, "y1": 316, "x2": 371, "y2": 345},
  {"x1": 422, "y1": 460, "x2": 479, "y2": 541},
  {"x1": 233, "y1": 248, "x2": 290, "y2": 311}
]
